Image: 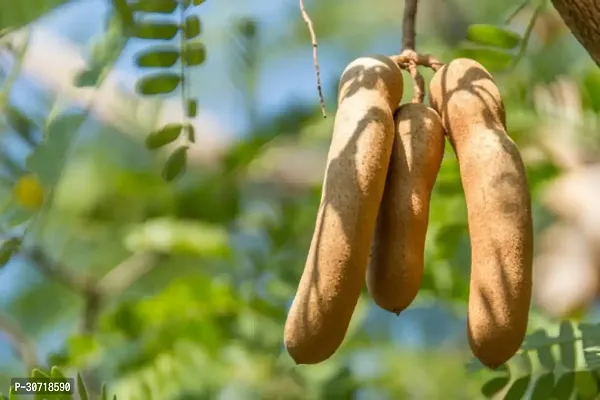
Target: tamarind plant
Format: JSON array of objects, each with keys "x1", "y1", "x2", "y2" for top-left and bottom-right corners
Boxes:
[
  {"x1": 112, "y1": 0, "x2": 207, "y2": 182},
  {"x1": 3, "y1": 0, "x2": 600, "y2": 397}
]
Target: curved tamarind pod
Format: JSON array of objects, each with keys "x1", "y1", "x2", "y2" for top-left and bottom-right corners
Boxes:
[
  {"x1": 284, "y1": 55, "x2": 404, "y2": 364},
  {"x1": 429, "y1": 58, "x2": 533, "y2": 368},
  {"x1": 367, "y1": 103, "x2": 445, "y2": 314}
]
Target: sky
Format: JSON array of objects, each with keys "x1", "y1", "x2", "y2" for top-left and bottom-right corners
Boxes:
[{"x1": 32, "y1": 0, "x2": 348, "y2": 137}]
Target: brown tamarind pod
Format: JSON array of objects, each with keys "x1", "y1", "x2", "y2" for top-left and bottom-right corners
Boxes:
[
  {"x1": 367, "y1": 103, "x2": 445, "y2": 314},
  {"x1": 429, "y1": 58, "x2": 533, "y2": 369},
  {"x1": 284, "y1": 55, "x2": 404, "y2": 364}
]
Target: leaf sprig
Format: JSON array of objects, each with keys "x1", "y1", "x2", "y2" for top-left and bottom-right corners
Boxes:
[
  {"x1": 116, "y1": 0, "x2": 207, "y2": 181},
  {"x1": 472, "y1": 321, "x2": 600, "y2": 399}
]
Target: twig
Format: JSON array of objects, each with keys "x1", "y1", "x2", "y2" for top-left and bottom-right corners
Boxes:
[
  {"x1": 97, "y1": 252, "x2": 160, "y2": 295},
  {"x1": 81, "y1": 252, "x2": 160, "y2": 333},
  {"x1": 299, "y1": 0, "x2": 327, "y2": 118},
  {"x1": 407, "y1": 62, "x2": 425, "y2": 103},
  {"x1": 402, "y1": 0, "x2": 419, "y2": 51},
  {"x1": 81, "y1": 278, "x2": 101, "y2": 334},
  {"x1": 391, "y1": 52, "x2": 443, "y2": 71},
  {"x1": 505, "y1": 0, "x2": 531, "y2": 24},
  {"x1": 511, "y1": 2, "x2": 543, "y2": 69},
  {"x1": 0, "y1": 312, "x2": 39, "y2": 371},
  {"x1": 396, "y1": 0, "x2": 444, "y2": 104},
  {"x1": 23, "y1": 246, "x2": 89, "y2": 293}
]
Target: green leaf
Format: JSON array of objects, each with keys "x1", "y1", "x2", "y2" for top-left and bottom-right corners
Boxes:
[
  {"x1": 518, "y1": 351, "x2": 533, "y2": 373},
  {"x1": 135, "y1": 49, "x2": 179, "y2": 68},
  {"x1": 481, "y1": 376, "x2": 509, "y2": 398},
  {"x1": 77, "y1": 373, "x2": 88, "y2": 400},
  {"x1": 504, "y1": 376, "x2": 531, "y2": 400},
  {"x1": 237, "y1": 18, "x2": 257, "y2": 38},
  {"x1": 583, "y1": 346, "x2": 600, "y2": 369},
  {"x1": 50, "y1": 366, "x2": 65, "y2": 378},
  {"x1": 182, "y1": 42, "x2": 206, "y2": 66},
  {"x1": 466, "y1": 24, "x2": 521, "y2": 49},
  {"x1": 124, "y1": 218, "x2": 230, "y2": 256},
  {"x1": 74, "y1": 68, "x2": 103, "y2": 88},
  {"x1": 31, "y1": 368, "x2": 49, "y2": 378},
  {"x1": 130, "y1": 0, "x2": 178, "y2": 13},
  {"x1": 581, "y1": 68, "x2": 600, "y2": 112},
  {"x1": 574, "y1": 370, "x2": 598, "y2": 399},
  {"x1": 136, "y1": 73, "x2": 181, "y2": 95},
  {"x1": 559, "y1": 321, "x2": 576, "y2": 370},
  {"x1": 8, "y1": 386, "x2": 16, "y2": 400},
  {"x1": 0, "y1": 0, "x2": 69, "y2": 31},
  {"x1": 145, "y1": 123, "x2": 182, "y2": 149},
  {"x1": 132, "y1": 22, "x2": 179, "y2": 40},
  {"x1": 455, "y1": 45, "x2": 513, "y2": 71},
  {"x1": 66, "y1": 335, "x2": 99, "y2": 367},
  {"x1": 531, "y1": 372, "x2": 554, "y2": 400},
  {"x1": 101, "y1": 383, "x2": 107, "y2": 400},
  {"x1": 186, "y1": 124, "x2": 196, "y2": 143},
  {"x1": 193, "y1": 0, "x2": 206, "y2": 4},
  {"x1": 184, "y1": 15, "x2": 201, "y2": 39},
  {"x1": 186, "y1": 99, "x2": 198, "y2": 118},
  {"x1": 533, "y1": 331, "x2": 556, "y2": 370},
  {"x1": 162, "y1": 146, "x2": 188, "y2": 181},
  {"x1": 0, "y1": 237, "x2": 21, "y2": 269},
  {"x1": 5, "y1": 105, "x2": 34, "y2": 140},
  {"x1": 111, "y1": 0, "x2": 134, "y2": 28},
  {"x1": 554, "y1": 372, "x2": 575, "y2": 399}
]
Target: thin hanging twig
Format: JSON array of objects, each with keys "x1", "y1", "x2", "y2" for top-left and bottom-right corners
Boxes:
[{"x1": 299, "y1": 0, "x2": 327, "y2": 118}]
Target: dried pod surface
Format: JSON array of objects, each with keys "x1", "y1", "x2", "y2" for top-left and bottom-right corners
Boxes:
[
  {"x1": 367, "y1": 103, "x2": 445, "y2": 313},
  {"x1": 284, "y1": 56, "x2": 404, "y2": 364},
  {"x1": 429, "y1": 58, "x2": 533, "y2": 368}
]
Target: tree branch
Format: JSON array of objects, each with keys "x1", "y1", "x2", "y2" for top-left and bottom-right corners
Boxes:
[
  {"x1": 23, "y1": 246, "x2": 89, "y2": 293},
  {"x1": 399, "y1": 0, "x2": 429, "y2": 103},
  {"x1": 81, "y1": 252, "x2": 160, "y2": 333},
  {"x1": 0, "y1": 312, "x2": 39, "y2": 371},
  {"x1": 552, "y1": 0, "x2": 600, "y2": 66},
  {"x1": 97, "y1": 252, "x2": 160, "y2": 296}
]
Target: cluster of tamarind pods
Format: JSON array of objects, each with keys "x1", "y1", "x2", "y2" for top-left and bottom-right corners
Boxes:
[{"x1": 283, "y1": 55, "x2": 534, "y2": 369}]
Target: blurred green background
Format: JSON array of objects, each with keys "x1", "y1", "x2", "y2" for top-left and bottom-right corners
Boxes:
[{"x1": 1, "y1": 0, "x2": 600, "y2": 398}]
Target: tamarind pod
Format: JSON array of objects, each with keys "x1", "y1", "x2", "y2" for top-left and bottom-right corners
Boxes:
[
  {"x1": 367, "y1": 103, "x2": 445, "y2": 314},
  {"x1": 284, "y1": 56, "x2": 404, "y2": 364},
  {"x1": 429, "y1": 58, "x2": 533, "y2": 369}
]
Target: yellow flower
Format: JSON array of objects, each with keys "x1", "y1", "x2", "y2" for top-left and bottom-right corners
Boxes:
[{"x1": 13, "y1": 174, "x2": 44, "y2": 210}]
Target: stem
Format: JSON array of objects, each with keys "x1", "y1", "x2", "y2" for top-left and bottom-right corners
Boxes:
[
  {"x1": 402, "y1": 0, "x2": 419, "y2": 51},
  {"x1": 179, "y1": 0, "x2": 190, "y2": 142},
  {"x1": 299, "y1": 0, "x2": 327, "y2": 118},
  {"x1": 0, "y1": 312, "x2": 39, "y2": 371}
]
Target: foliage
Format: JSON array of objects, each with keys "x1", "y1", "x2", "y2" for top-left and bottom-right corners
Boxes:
[
  {"x1": 469, "y1": 322, "x2": 600, "y2": 398},
  {"x1": 118, "y1": 0, "x2": 208, "y2": 182}
]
